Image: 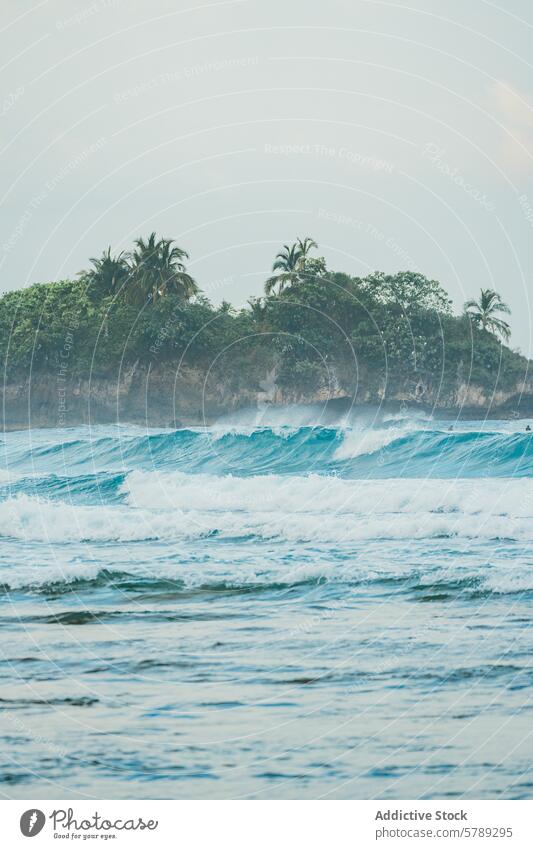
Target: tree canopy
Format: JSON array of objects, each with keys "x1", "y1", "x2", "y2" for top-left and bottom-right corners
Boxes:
[{"x1": 0, "y1": 233, "x2": 526, "y2": 405}]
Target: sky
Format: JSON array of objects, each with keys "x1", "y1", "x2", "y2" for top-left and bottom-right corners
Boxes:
[{"x1": 1, "y1": 0, "x2": 533, "y2": 354}]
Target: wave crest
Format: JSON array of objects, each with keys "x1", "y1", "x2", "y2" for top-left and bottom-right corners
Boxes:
[{"x1": 3, "y1": 421, "x2": 533, "y2": 479}]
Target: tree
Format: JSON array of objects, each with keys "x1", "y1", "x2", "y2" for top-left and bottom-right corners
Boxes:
[
  {"x1": 362, "y1": 271, "x2": 452, "y2": 315},
  {"x1": 265, "y1": 243, "x2": 302, "y2": 295},
  {"x1": 80, "y1": 247, "x2": 131, "y2": 299},
  {"x1": 264, "y1": 237, "x2": 318, "y2": 295},
  {"x1": 129, "y1": 232, "x2": 198, "y2": 304},
  {"x1": 296, "y1": 237, "x2": 318, "y2": 270},
  {"x1": 299, "y1": 256, "x2": 327, "y2": 280},
  {"x1": 464, "y1": 288, "x2": 511, "y2": 341}
]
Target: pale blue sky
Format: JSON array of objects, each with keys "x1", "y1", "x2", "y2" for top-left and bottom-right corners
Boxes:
[{"x1": 1, "y1": 0, "x2": 533, "y2": 353}]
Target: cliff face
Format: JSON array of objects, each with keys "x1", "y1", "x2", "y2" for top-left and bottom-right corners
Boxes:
[
  {"x1": 2, "y1": 365, "x2": 262, "y2": 430},
  {"x1": 2, "y1": 363, "x2": 532, "y2": 430}
]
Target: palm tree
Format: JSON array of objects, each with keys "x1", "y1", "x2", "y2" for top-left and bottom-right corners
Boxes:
[
  {"x1": 264, "y1": 243, "x2": 302, "y2": 295},
  {"x1": 81, "y1": 247, "x2": 131, "y2": 298},
  {"x1": 296, "y1": 237, "x2": 318, "y2": 271},
  {"x1": 130, "y1": 232, "x2": 198, "y2": 304},
  {"x1": 264, "y1": 237, "x2": 318, "y2": 295},
  {"x1": 464, "y1": 288, "x2": 511, "y2": 341}
]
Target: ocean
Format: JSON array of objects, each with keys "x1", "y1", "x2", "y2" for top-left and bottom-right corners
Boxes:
[{"x1": 0, "y1": 409, "x2": 532, "y2": 799}]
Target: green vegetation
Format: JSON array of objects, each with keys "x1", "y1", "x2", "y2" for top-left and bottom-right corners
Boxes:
[
  {"x1": 264, "y1": 237, "x2": 319, "y2": 294},
  {"x1": 464, "y1": 288, "x2": 511, "y2": 342},
  {"x1": 0, "y1": 234, "x2": 528, "y2": 405},
  {"x1": 83, "y1": 232, "x2": 199, "y2": 304}
]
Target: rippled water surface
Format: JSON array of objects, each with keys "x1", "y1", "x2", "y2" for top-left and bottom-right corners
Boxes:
[{"x1": 1, "y1": 412, "x2": 532, "y2": 799}]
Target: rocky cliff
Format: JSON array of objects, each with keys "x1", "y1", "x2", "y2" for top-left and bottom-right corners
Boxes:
[{"x1": 2, "y1": 363, "x2": 532, "y2": 430}]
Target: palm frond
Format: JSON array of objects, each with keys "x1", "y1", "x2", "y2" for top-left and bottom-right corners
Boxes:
[{"x1": 464, "y1": 287, "x2": 512, "y2": 341}]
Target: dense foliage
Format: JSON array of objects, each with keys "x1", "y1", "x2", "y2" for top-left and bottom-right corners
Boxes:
[{"x1": 0, "y1": 235, "x2": 528, "y2": 403}]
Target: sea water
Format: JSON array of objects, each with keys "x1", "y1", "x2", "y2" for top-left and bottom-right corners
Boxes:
[{"x1": 0, "y1": 411, "x2": 531, "y2": 799}]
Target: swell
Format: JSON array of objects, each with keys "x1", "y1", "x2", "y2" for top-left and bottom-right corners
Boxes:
[
  {"x1": 0, "y1": 471, "x2": 125, "y2": 503},
  {"x1": 2, "y1": 564, "x2": 532, "y2": 598},
  {"x1": 2, "y1": 424, "x2": 533, "y2": 480}
]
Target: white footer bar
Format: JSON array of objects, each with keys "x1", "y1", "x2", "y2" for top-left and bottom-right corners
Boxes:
[{"x1": 2, "y1": 799, "x2": 531, "y2": 848}]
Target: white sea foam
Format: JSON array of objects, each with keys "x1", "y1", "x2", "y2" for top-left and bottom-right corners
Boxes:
[
  {"x1": 482, "y1": 569, "x2": 533, "y2": 594},
  {"x1": 122, "y1": 470, "x2": 533, "y2": 518},
  {"x1": 0, "y1": 559, "x2": 104, "y2": 590},
  {"x1": 2, "y1": 544, "x2": 532, "y2": 594},
  {"x1": 1, "y1": 473, "x2": 532, "y2": 544},
  {"x1": 214, "y1": 403, "x2": 338, "y2": 431},
  {"x1": 333, "y1": 425, "x2": 421, "y2": 460}
]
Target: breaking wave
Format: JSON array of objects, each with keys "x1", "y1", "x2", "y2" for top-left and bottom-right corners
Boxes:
[
  {"x1": 1, "y1": 421, "x2": 533, "y2": 479},
  {"x1": 0, "y1": 473, "x2": 531, "y2": 544},
  {"x1": 1, "y1": 418, "x2": 531, "y2": 596}
]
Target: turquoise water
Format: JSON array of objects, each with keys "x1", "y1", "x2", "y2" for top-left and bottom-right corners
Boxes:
[{"x1": 0, "y1": 413, "x2": 532, "y2": 799}]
